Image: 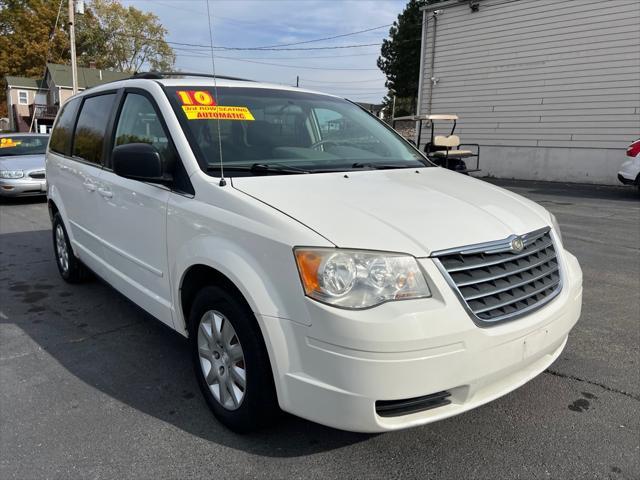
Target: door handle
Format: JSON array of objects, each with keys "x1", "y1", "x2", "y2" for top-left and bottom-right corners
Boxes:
[
  {"x1": 98, "y1": 187, "x2": 113, "y2": 198},
  {"x1": 83, "y1": 181, "x2": 96, "y2": 192}
]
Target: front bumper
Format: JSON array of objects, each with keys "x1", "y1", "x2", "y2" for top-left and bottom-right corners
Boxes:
[
  {"x1": 261, "y1": 249, "x2": 582, "y2": 433},
  {"x1": 0, "y1": 178, "x2": 47, "y2": 197},
  {"x1": 617, "y1": 156, "x2": 640, "y2": 185}
]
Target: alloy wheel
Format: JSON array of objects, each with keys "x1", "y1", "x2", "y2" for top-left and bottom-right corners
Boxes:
[
  {"x1": 197, "y1": 310, "x2": 246, "y2": 410},
  {"x1": 55, "y1": 224, "x2": 69, "y2": 273}
]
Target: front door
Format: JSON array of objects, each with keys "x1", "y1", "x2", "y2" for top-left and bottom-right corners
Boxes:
[{"x1": 93, "y1": 91, "x2": 174, "y2": 327}]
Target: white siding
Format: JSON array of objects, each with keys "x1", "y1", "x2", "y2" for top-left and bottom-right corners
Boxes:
[{"x1": 418, "y1": 0, "x2": 640, "y2": 183}]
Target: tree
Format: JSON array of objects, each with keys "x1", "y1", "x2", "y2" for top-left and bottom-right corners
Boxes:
[
  {"x1": 84, "y1": 0, "x2": 175, "y2": 72},
  {"x1": 0, "y1": 0, "x2": 70, "y2": 79},
  {"x1": 0, "y1": 0, "x2": 174, "y2": 117},
  {"x1": 377, "y1": 0, "x2": 425, "y2": 117},
  {"x1": 0, "y1": 0, "x2": 70, "y2": 116}
]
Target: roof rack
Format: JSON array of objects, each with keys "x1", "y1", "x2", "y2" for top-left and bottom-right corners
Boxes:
[{"x1": 129, "y1": 71, "x2": 255, "y2": 82}]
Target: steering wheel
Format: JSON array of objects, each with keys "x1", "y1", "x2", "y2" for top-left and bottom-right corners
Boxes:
[{"x1": 310, "y1": 139, "x2": 339, "y2": 150}]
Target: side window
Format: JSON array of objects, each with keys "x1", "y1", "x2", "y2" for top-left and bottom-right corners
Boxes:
[
  {"x1": 49, "y1": 98, "x2": 80, "y2": 156},
  {"x1": 313, "y1": 106, "x2": 386, "y2": 156},
  {"x1": 114, "y1": 93, "x2": 176, "y2": 165},
  {"x1": 315, "y1": 108, "x2": 344, "y2": 137},
  {"x1": 72, "y1": 93, "x2": 117, "y2": 165}
]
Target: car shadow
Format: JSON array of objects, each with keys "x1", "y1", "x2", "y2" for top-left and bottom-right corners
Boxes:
[
  {"x1": 0, "y1": 228, "x2": 371, "y2": 458},
  {"x1": 0, "y1": 195, "x2": 47, "y2": 205},
  {"x1": 483, "y1": 177, "x2": 640, "y2": 203}
]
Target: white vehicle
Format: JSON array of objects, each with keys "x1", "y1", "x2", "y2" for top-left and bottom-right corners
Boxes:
[
  {"x1": 618, "y1": 138, "x2": 640, "y2": 190},
  {"x1": 45, "y1": 73, "x2": 582, "y2": 433}
]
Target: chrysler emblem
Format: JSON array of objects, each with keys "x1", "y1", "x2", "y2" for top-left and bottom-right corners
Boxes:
[{"x1": 510, "y1": 236, "x2": 525, "y2": 253}]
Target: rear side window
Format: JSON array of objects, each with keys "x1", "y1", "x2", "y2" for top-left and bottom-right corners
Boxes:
[
  {"x1": 72, "y1": 94, "x2": 117, "y2": 165},
  {"x1": 49, "y1": 98, "x2": 80, "y2": 156}
]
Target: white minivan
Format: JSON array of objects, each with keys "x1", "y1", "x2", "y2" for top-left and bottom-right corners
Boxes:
[{"x1": 46, "y1": 74, "x2": 582, "y2": 433}]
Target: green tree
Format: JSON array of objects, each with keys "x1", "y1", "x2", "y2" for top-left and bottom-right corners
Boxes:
[
  {"x1": 86, "y1": 0, "x2": 175, "y2": 72},
  {"x1": 377, "y1": 0, "x2": 426, "y2": 118},
  {"x1": 0, "y1": 0, "x2": 174, "y2": 117},
  {"x1": 0, "y1": 0, "x2": 69, "y2": 116}
]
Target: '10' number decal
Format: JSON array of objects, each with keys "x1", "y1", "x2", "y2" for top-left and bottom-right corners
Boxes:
[{"x1": 176, "y1": 90, "x2": 215, "y2": 106}]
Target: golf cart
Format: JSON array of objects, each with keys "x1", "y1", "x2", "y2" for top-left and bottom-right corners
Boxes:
[{"x1": 392, "y1": 114, "x2": 480, "y2": 174}]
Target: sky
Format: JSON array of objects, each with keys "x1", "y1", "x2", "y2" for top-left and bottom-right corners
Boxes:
[{"x1": 120, "y1": 0, "x2": 409, "y2": 103}]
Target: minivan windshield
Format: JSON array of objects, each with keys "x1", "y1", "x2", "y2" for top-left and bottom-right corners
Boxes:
[{"x1": 165, "y1": 86, "x2": 428, "y2": 176}]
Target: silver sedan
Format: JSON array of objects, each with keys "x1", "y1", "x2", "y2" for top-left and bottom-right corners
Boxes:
[{"x1": 0, "y1": 133, "x2": 49, "y2": 197}]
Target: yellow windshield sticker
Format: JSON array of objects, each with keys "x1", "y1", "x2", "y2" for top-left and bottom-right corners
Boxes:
[
  {"x1": 182, "y1": 105, "x2": 255, "y2": 121},
  {"x1": 0, "y1": 138, "x2": 22, "y2": 148}
]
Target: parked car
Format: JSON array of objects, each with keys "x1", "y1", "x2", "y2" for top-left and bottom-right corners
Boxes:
[
  {"x1": 617, "y1": 138, "x2": 640, "y2": 190},
  {"x1": 0, "y1": 133, "x2": 48, "y2": 197},
  {"x1": 46, "y1": 74, "x2": 583, "y2": 433}
]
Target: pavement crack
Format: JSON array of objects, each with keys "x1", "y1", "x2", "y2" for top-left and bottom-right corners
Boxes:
[
  {"x1": 65, "y1": 322, "x2": 141, "y2": 345},
  {"x1": 545, "y1": 369, "x2": 640, "y2": 401}
]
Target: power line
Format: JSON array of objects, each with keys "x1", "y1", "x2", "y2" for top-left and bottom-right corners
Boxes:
[
  {"x1": 113, "y1": 32, "x2": 381, "y2": 51},
  {"x1": 173, "y1": 49, "x2": 381, "y2": 60},
  {"x1": 298, "y1": 77, "x2": 383, "y2": 84},
  {"x1": 178, "y1": 56, "x2": 379, "y2": 70},
  {"x1": 244, "y1": 24, "x2": 391, "y2": 49},
  {"x1": 29, "y1": 0, "x2": 65, "y2": 132}
]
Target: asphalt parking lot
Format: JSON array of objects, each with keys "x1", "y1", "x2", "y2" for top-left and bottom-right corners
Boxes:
[{"x1": 1, "y1": 179, "x2": 638, "y2": 480}]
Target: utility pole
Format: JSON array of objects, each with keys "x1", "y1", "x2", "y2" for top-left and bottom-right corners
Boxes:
[
  {"x1": 68, "y1": 0, "x2": 78, "y2": 94},
  {"x1": 296, "y1": 75, "x2": 299, "y2": 88}
]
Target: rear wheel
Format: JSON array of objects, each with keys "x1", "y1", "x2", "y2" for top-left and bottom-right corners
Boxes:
[
  {"x1": 52, "y1": 213, "x2": 89, "y2": 283},
  {"x1": 189, "y1": 285, "x2": 279, "y2": 432}
]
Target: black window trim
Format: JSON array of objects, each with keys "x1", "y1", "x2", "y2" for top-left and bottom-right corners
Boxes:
[
  {"x1": 69, "y1": 89, "x2": 121, "y2": 169},
  {"x1": 106, "y1": 87, "x2": 194, "y2": 196}
]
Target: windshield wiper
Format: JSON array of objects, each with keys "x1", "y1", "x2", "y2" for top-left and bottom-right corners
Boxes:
[
  {"x1": 207, "y1": 163, "x2": 311, "y2": 175},
  {"x1": 351, "y1": 162, "x2": 418, "y2": 170}
]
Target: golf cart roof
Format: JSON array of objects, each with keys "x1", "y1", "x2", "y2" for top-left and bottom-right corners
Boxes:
[{"x1": 392, "y1": 114, "x2": 459, "y2": 121}]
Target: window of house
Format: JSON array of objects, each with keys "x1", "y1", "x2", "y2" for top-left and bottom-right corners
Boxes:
[
  {"x1": 17, "y1": 90, "x2": 28, "y2": 105},
  {"x1": 72, "y1": 93, "x2": 117, "y2": 165}
]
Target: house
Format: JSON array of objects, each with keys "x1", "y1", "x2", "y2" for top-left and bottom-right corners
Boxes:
[
  {"x1": 5, "y1": 76, "x2": 48, "y2": 133},
  {"x1": 416, "y1": 0, "x2": 640, "y2": 185},
  {"x1": 356, "y1": 102, "x2": 385, "y2": 119},
  {"x1": 5, "y1": 63, "x2": 129, "y2": 133}
]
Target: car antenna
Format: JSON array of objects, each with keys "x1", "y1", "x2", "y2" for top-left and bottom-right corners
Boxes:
[{"x1": 206, "y1": 0, "x2": 226, "y2": 187}]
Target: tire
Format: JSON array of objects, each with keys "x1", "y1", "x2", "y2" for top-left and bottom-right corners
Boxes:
[
  {"x1": 52, "y1": 213, "x2": 89, "y2": 283},
  {"x1": 189, "y1": 285, "x2": 280, "y2": 433}
]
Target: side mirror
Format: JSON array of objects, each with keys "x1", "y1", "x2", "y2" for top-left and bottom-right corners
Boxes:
[{"x1": 112, "y1": 143, "x2": 171, "y2": 183}]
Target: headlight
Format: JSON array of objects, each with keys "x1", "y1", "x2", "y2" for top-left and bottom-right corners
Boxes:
[
  {"x1": 294, "y1": 248, "x2": 431, "y2": 309},
  {"x1": 0, "y1": 170, "x2": 24, "y2": 179},
  {"x1": 550, "y1": 213, "x2": 563, "y2": 245}
]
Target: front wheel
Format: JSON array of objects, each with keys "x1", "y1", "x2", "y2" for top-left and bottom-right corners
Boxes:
[
  {"x1": 52, "y1": 213, "x2": 89, "y2": 283},
  {"x1": 189, "y1": 286, "x2": 280, "y2": 432}
]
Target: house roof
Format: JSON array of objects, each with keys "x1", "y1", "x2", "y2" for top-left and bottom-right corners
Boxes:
[
  {"x1": 46, "y1": 63, "x2": 129, "y2": 89},
  {"x1": 357, "y1": 102, "x2": 384, "y2": 111},
  {"x1": 5, "y1": 76, "x2": 46, "y2": 89}
]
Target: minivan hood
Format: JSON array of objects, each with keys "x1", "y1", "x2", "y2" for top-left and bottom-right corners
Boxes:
[{"x1": 232, "y1": 168, "x2": 550, "y2": 257}]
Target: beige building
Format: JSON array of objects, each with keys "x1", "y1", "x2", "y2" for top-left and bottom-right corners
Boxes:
[
  {"x1": 5, "y1": 63, "x2": 128, "y2": 133},
  {"x1": 417, "y1": 0, "x2": 640, "y2": 185}
]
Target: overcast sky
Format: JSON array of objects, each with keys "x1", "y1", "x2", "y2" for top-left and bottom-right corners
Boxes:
[{"x1": 121, "y1": 0, "x2": 408, "y2": 103}]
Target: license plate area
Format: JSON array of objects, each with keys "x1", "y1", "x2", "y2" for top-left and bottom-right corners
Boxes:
[{"x1": 523, "y1": 328, "x2": 549, "y2": 359}]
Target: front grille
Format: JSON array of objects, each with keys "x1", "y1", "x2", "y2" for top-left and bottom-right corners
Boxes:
[
  {"x1": 376, "y1": 391, "x2": 451, "y2": 417},
  {"x1": 29, "y1": 171, "x2": 45, "y2": 179},
  {"x1": 432, "y1": 228, "x2": 561, "y2": 324}
]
